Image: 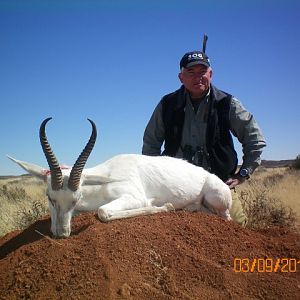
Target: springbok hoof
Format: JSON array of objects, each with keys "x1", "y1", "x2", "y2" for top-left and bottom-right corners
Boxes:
[
  {"x1": 164, "y1": 203, "x2": 175, "y2": 212},
  {"x1": 98, "y1": 208, "x2": 109, "y2": 223}
]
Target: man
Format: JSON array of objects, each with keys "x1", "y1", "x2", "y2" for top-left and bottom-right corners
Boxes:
[{"x1": 142, "y1": 44, "x2": 266, "y2": 226}]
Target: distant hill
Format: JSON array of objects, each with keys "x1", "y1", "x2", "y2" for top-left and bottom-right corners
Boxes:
[
  {"x1": 260, "y1": 159, "x2": 294, "y2": 168},
  {"x1": 0, "y1": 174, "x2": 32, "y2": 180}
]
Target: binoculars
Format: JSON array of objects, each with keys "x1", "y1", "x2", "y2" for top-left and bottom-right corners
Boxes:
[{"x1": 182, "y1": 145, "x2": 211, "y2": 171}]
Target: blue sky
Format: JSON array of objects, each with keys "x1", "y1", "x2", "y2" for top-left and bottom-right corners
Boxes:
[{"x1": 1, "y1": 0, "x2": 299, "y2": 175}]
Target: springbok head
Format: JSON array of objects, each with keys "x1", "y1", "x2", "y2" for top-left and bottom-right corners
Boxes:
[{"x1": 8, "y1": 118, "x2": 97, "y2": 238}]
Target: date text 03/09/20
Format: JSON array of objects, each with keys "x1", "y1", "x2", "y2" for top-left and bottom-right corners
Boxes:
[{"x1": 233, "y1": 258, "x2": 300, "y2": 273}]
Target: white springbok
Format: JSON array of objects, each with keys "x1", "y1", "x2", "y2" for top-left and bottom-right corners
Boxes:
[{"x1": 8, "y1": 118, "x2": 232, "y2": 238}]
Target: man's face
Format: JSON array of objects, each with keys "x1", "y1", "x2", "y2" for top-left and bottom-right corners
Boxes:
[{"x1": 178, "y1": 64, "x2": 212, "y2": 98}]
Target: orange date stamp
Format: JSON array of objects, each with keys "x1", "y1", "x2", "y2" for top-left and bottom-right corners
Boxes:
[{"x1": 233, "y1": 258, "x2": 300, "y2": 273}]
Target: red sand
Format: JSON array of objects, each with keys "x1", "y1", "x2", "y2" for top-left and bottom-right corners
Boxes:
[{"x1": 1, "y1": 211, "x2": 300, "y2": 299}]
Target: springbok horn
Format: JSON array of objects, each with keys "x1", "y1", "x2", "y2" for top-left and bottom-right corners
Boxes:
[
  {"x1": 68, "y1": 119, "x2": 97, "y2": 191},
  {"x1": 39, "y1": 117, "x2": 63, "y2": 190}
]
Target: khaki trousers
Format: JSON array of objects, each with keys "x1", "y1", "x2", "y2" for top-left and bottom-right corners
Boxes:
[{"x1": 229, "y1": 189, "x2": 247, "y2": 227}]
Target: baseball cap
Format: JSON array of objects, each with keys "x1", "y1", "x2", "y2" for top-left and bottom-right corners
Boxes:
[{"x1": 179, "y1": 51, "x2": 210, "y2": 69}]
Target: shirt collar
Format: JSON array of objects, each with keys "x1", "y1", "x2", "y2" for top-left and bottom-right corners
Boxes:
[{"x1": 184, "y1": 87, "x2": 210, "y2": 103}]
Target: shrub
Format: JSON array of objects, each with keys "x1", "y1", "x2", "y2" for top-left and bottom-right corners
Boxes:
[
  {"x1": 241, "y1": 190, "x2": 296, "y2": 230},
  {"x1": 0, "y1": 185, "x2": 29, "y2": 202},
  {"x1": 15, "y1": 201, "x2": 48, "y2": 229},
  {"x1": 292, "y1": 154, "x2": 300, "y2": 170}
]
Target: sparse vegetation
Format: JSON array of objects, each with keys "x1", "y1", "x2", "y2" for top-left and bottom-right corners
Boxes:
[
  {"x1": 149, "y1": 249, "x2": 168, "y2": 286},
  {"x1": 237, "y1": 167, "x2": 300, "y2": 230},
  {"x1": 0, "y1": 176, "x2": 48, "y2": 236},
  {"x1": 0, "y1": 185, "x2": 28, "y2": 202},
  {"x1": 15, "y1": 200, "x2": 48, "y2": 229},
  {"x1": 241, "y1": 190, "x2": 296, "y2": 229}
]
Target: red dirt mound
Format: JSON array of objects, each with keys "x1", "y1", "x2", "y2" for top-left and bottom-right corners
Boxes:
[{"x1": 1, "y1": 211, "x2": 300, "y2": 299}]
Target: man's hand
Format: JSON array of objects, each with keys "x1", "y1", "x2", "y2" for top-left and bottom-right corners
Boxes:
[{"x1": 225, "y1": 174, "x2": 246, "y2": 189}]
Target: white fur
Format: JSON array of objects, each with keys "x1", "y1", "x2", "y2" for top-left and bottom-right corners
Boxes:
[{"x1": 8, "y1": 154, "x2": 232, "y2": 238}]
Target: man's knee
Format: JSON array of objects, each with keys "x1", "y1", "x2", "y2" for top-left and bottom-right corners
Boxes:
[{"x1": 229, "y1": 190, "x2": 247, "y2": 227}]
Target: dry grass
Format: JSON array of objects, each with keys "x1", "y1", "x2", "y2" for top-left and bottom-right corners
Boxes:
[{"x1": 0, "y1": 176, "x2": 48, "y2": 237}]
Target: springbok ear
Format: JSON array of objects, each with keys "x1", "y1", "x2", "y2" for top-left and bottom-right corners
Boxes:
[
  {"x1": 82, "y1": 174, "x2": 119, "y2": 186},
  {"x1": 7, "y1": 155, "x2": 47, "y2": 181}
]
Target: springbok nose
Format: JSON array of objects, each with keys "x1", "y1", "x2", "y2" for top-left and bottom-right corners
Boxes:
[
  {"x1": 55, "y1": 232, "x2": 70, "y2": 239},
  {"x1": 53, "y1": 227, "x2": 71, "y2": 239}
]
